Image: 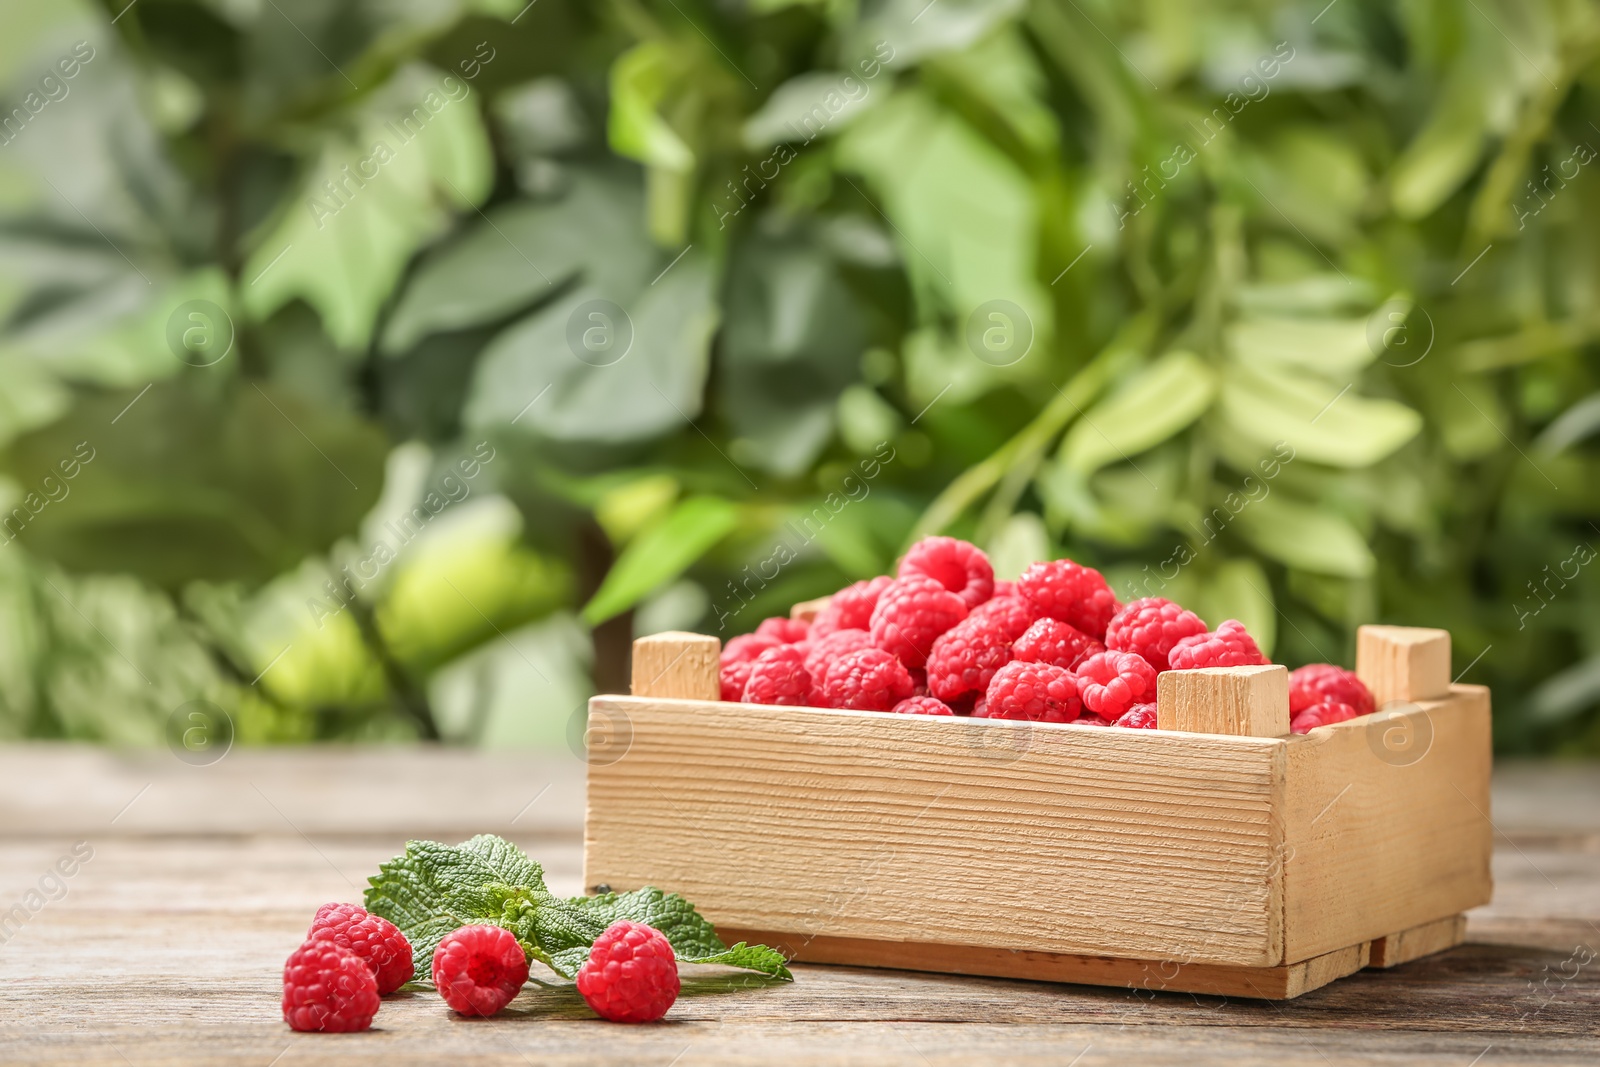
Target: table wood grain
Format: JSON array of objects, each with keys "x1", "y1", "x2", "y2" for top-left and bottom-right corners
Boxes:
[{"x1": 0, "y1": 745, "x2": 1595, "y2": 1065}]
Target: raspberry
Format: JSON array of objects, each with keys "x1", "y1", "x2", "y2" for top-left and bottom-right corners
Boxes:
[
  {"x1": 891, "y1": 696, "x2": 955, "y2": 715},
  {"x1": 1114, "y1": 704, "x2": 1158, "y2": 729},
  {"x1": 1075, "y1": 650, "x2": 1157, "y2": 720},
  {"x1": 993, "y1": 580, "x2": 1015, "y2": 598},
  {"x1": 811, "y1": 576, "x2": 893, "y2": 638},
  {"x1": 1017, "y1": 560, "x2": 1119, "y2": 638},
  {"x1": 820, "y1": 647, "x2": 915, "y2": 711},
  {"x1": 719, "y1": 633, "x2": 782, "y2": 702},
  {"x1": 924, "y1": 604, "x2": 1034, "y2": 703},
  {"x1": 742, "y1": 645, "x2": 812, "y2": 706},
  {"x1": 1012, "y1": 617, "x2": 1105, "y2": 671},
  {"x1": 1290, "y1": 701, "x2": 1360, "y2": 734},
  {"x1": 308, "y1": 902, "x2": 414, "y2": 994},
  {"x1": 1076, "y1": 715, "x2": 1113, "y2": 726},
  {"x1": 898, "y1": 536, "x2": 995, "y2": 609},
  {"x1": 984, "y1": 660, "x2": 1082, "y2": 723},
  {"x1": 802, "y1": 628, "x2": 875, "y2": 681},
  {"x1": 575, "y1": 920, "x2": 680, "y2": 1023},
  {"x1": 1105, "y1": 598, "x2": 1208, "y2": 673},
  {"x1": 1167, "y1": 620, "x2": 1268, "y2": 670},
  {"x1": 432, "y1": 924, "x2": 529, "y2": 1017},
  {"x1": 755, "y1": 616, "x2": 810, "y2": 644},
  {"x1": 967, "y1": 594, "x2": 1039, "y2": 630},
  {"x1": 1289, "y1": 664, "x2": 1374, "y2": 717},
  {"x1": 869, "y1": 575, "x2": 968, "y2": 668},
  {"x1": 282, "y1": 938, "x2": 380, "y2": 1033}
]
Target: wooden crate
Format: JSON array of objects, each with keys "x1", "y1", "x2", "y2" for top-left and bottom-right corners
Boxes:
[{"x1": 582, "y1": 624, "x2": 1491, "y2": 999}]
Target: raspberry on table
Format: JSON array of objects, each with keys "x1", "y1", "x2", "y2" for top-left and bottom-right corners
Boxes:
[
  {"x1": 891, "y1": 696, "x2": 955, "y2": 715},
  {"x1": 984, "y1": 660, "x2": 1082, "y2": 723},
  {"x1": 755, "y1": 616, "x2": 810, "y2": 644},
  {"x1": 575, "y1": 920, "x2": 680, "y2": 1024},
  {"x1": 1114, "y1": 704, "x2": 1158, "y2": 729},
  {"x1": 869, "y1": 575, "x2": 968, "y2": 668},
  {"x1": 1075, "y1": 650, "x2": 1157, "y2": 721},
  {"x1": 898, "y1": 536, "x2": 995, "y2": 608},
  {"x1": 1105, "y1": 598, "x2": 1208, "y2": 672},
  {"x1": 924, "y1": 605, "x2": 1034, "y2": 703},
  {"x1": 1012, "y1": 617, "x2": 1105, "y2": 672},
  {"x1": 821, "y1": 648, "x2": 916, "y2": 711},
  {"x1": 1290, "y1": 701, "x2": 1360, "y2": 734},
  {"x1": 1289, "y1": 664, "x2": 1374, "y2": 717},
  {"x1": 1167, "y1": 620, "x2": 1268, "y2": 670},
  {"x1": 811, "y1": 576, "x2": 894, "y2": 638},
  {"x1": 308, "y1": 902, "x2": 414, "y2": 994},
  {"x1": 432, "y1": 924, "x2": 530, "y2": 1017},
  {"x1": 1016, "y1": 560, "x2": 1120, "y2": 638},
  {"x1": 742, "y1": 645, "x2": 812, "y2": 706},
  {"x1": 282, "y1": 937, "x2": 380, "y2": 1033}
]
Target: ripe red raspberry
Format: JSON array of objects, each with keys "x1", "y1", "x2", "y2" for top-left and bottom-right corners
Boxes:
[
  {"x1": 967, "y1": 594, "x2": 1039, "y2": 630},
  {"x1": 755, "y1": 616, "x2": 810, "y2": 644},
  {"x1": 576, "y1": 920, "x2": 680, "y2": 1023},
  {"x1": 924, "y1": 604, "x2": 1033, "y2": 703},
  {"x1": 811, "y1": 576, "x2": 893, "y2": 638},
  {"x1": 802, "y1": 628, "x2": 875, "y2": 680},
  {"x1": 432, "y1": 924, "x2": 529, "y2": 1017},
  {"x1": 742, "y1": 645, "x2": 812, "y2": 706},
  {"x1": 821, "y1": 647, "x2": 915, "y2": 710},
  {"x1": 719, "y1": 633, "x2": 782, "y2": 701},
  {"x1": 1105, "y1": 598, "x2": 1208, "y2": 672},
  {"x1": 1290, "y1": 701, "x2": 1360, "y2": 734},
  {"x1": 1017, "y1": 560, "x2": 1119, "y2": 638},
  {"x1": 282, "y1": 938, "x2": 380, "y2": 1032},
  {"x1": 1114, "y1": 704, "x2": 1158, "y2": 729},
  {"x1": 1075, "y1": 650, "x2": 1157, "y2": 720},
  {"x1": 1012, "y1": 617, "x2": 1105, "y2": 671},
  {"x1": 869, "y1": 575, "x2": 968, "y2": 668},
  {"x1": 891, "y1": 696, "x2": 955, "y2": 715},
  {"x1": 1289, "y1": 664, "x2": 1374, "y2": 717},
  {"x1": 1076, "y1": 715, "x2": 1113, "y2": 726},
  {"x1": 993, "y1": 580, "x2": 1015, "y2": 598},
  {"x1": 898, "y1": 536, "x2": 995, "y2": 608},
  {"x1": 308, "y1": 902, "x2": 414, "y2": 994},
  {"x1": 1167, "y1": 620, "x2": 1268, "y2": 670},
  {"x1": 984, "y1": 660, "x2": 1082, "y2": 723}
]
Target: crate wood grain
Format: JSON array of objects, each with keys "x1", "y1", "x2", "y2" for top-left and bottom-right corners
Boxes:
[{"x1": 584, "y1": 626, "x2": 1493, "y2": 999}]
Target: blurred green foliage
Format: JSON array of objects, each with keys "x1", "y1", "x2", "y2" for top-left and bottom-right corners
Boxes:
[{"x1": 1, "y1": 0, "x2": 1598, "y2": 752}]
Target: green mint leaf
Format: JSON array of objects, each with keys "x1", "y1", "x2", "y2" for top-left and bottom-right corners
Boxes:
[
  {"x1": 537, "y1": 888, "x2": 793, "y2": 981},
  {"x1": 363, "y1": 835, "x2": 548, "y2": 978}
]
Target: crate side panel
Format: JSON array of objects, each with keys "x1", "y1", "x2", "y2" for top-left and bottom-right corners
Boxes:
[
  {"x1": 1282, "y1": 685, "x2": 1493, "y2": 961},
  {"x1": 584, "y1": 698, "x2": 1285, "y2": 967}
]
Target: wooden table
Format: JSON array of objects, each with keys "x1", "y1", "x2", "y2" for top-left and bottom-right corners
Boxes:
[{"x1": 1, "y1": 745, "x2": 1595, "y2": 1065}]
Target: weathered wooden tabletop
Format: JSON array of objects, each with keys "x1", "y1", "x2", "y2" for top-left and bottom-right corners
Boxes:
[{"x1": 0, "y1": 745, "x2": 1595, "y2": 1066}]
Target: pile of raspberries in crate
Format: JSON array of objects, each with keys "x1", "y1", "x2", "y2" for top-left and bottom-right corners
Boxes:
[{"x1": 720, "y1": 537, "x2": 1373, "y2": 734}]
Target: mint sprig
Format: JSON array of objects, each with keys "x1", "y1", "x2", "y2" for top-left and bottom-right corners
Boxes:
[{"x1": 363, "y1": 835, "x2": 793, "y2": 984}]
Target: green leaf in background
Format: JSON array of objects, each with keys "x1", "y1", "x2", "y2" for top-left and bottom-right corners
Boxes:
[
  {"x1": 465, "y1": 253, "x2": 719, "y2": 444},
  {"x1": 1060, "y1": 351, "x2": 1215, "y2": 474},
  {"x1": 1226, "y1": 315, "x2": 1375, "y2": 378},
  {"x1": 583, "y1": 495, "x2": 739, "y2": 625},
  {"x1": 1219, "y1": 362, "x2": 1422, "y2": 468},
  {"x1": 1231, "y1": 492, "x2": 1375, "y2": 579},
  {"x1": 382, "y1": 167, "x2": 654, "y2": 353},
  {"x1": 243, "y1": 64, "x2": 494, "y2": 349},
  {"x1": 607, "y1": 41, "x2": 696, "y2": 245},
  {"x1": 838, "y1": 90, "x2": 1051, "y2": 356},
  {"x1": 0, "y1": 380, "x2": 387, "y2": 589}
]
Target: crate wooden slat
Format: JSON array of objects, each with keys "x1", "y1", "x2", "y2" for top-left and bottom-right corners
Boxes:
[{"x1": 583, "y1": 625, "x2": 1493, "y2": 999}]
